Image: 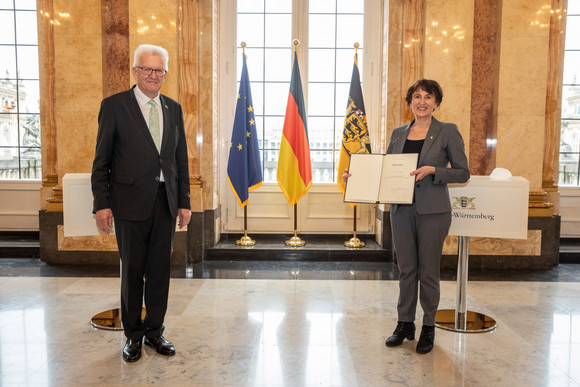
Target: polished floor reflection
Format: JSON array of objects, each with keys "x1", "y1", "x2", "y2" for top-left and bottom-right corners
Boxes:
[{"x1": 1, "y1": 269, "x2": 580, "y2": 386}]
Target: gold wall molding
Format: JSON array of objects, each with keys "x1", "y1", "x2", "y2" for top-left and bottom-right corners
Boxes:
[
  {"x1": 529, "y1": 189, "x2": 553, "y2": 217},
  {"x1": 190, "y1": 175, "x2": 203, "y2": 188},
  {"x1": 190, "y1": 175, "x2": 204, "y2": 212},
  {"x1": 40, "y1": 174, "x2": 58, "y2": 211},
  {"x1": 46, "y1": 185, "x2": 63, "y2": 212}
]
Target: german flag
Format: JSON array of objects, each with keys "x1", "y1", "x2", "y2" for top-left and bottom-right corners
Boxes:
[{"x1": 277, "y1": 51, "x2": 312, "y2": 206}]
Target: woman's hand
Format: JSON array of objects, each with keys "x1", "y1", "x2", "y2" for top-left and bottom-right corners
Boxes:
[
  {"x1": 410, "y1": 166, "x2": 436, "y2": 181},
  {"x1": 342, "y1": 169, "x2": 352, "y2": 181}
]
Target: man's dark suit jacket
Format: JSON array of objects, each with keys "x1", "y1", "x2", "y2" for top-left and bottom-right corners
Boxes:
[{"x1": 91, "y1": 86, "x2": 190, "y2": 221}]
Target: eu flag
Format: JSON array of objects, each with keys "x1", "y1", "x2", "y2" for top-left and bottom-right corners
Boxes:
[{"x1": 227, "y1": 53, "x2": 263, "y2": 207}]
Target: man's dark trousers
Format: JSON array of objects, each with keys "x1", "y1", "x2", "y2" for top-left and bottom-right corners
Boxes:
[{"x1": 114, "y1": 183, "x2": 175, "y2": 340}]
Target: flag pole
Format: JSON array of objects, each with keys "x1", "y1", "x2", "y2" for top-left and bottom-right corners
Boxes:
[
  {"x1": 233, "y1": 41, "x2": 256, "y2": 247},
  {"x1": 343, "y1": 42, "x2": 365, "y2": 249},
  {"x1": 286, "y1": 203, "x2": 306, "y2": 246},
  {"x1": 284, "y1": 39, "x2": 306, "y2": 247},
  {"x1": 236, "y1": 205, "x2": 256, "y2": 246},
  {"x1": 344, "y1": 205, "x2": 365, "y2": 248}
]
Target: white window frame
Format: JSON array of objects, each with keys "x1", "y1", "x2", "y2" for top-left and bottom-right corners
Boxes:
[
  {"x1": 219, "y1": 0, "x2": 384, "y2": 234},
  {"x1": 0, "y1": 2, "x2": 41, "y2": 181}
]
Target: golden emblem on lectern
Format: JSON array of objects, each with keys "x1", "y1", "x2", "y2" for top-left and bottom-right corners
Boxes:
[{"x1": 452, "y1": 196, "x2": 475, "y2": 210}]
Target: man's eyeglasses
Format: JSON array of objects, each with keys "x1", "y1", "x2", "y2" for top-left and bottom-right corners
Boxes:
[{"x1": 136, "y1": 67, "x2": 166, "y2": 77}]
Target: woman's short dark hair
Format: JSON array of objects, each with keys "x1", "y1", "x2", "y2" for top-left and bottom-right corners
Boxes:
[{"x1": 405, "y1": 79, "x2": 443, "y2": 106}]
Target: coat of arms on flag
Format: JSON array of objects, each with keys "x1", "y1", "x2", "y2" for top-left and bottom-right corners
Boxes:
[{"x1": 337, "y1": 51, "x2": 371, "y2": 197}]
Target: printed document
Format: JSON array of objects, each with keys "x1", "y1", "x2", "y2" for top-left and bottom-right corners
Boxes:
[{"x1": 344, "y1": 153, "x2": 418, "y2": 204}]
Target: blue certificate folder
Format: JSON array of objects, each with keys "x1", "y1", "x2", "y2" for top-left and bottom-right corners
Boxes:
[{"x1": 344, "y1": 153, "x2": 418, "y2": 204}]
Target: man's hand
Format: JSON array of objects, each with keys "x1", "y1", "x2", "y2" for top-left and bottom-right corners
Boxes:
[
  {"x1": 178, "y1": 208, "x2": 191, "y2": 229},
  {"x1": 95, "y1": 208, "x2": 113, "y2": 234}
]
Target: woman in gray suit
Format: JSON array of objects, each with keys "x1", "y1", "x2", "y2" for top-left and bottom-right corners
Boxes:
[{"x1": 385, "y1": 79, "x2": 469, "y2": 353}]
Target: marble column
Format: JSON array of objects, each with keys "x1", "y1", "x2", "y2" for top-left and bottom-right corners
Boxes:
[
  {"x1": 177, "y1": 0, "x2": 218, "y2": 260},
  {"x1": 101, "y1": 0, "x2": 130, "y2": 97},
  {"x1": 402, "y1": 0, "x2": 425, "y2": 123},
  {"x1": 199, "y1": 0, "x2": 219, "y2": 214},
  {"x1": 37, "y1": 0, "x2": 59, "y2": 211},
  {"x1": 178, "y1": 0, "x2": 203, "y2": 262},
  {"x1": 542, "y1": 0, "x2": 567, "y2": 215},
  {"x1": 386, "y1": 0, "x2": 404, "y2": 149},
  {"x1": 177, "y1": 0, "x2": 203, "y2": 211},
  {"x1": 469, "y1": 0, "x2": 500, "y2": 175},
  {"x1": 198, "y1": 0, "x2": 219, "y2": 248}
]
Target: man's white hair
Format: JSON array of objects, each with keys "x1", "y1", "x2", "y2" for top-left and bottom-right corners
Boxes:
[{"x1": 133, "y1": 44, "x2": 169, "y2": 71}]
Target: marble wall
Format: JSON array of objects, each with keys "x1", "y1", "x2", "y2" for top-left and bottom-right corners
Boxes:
[
  {"x1": 128, "y1": 0, "x2": 179, "y2": 99},
  {"x1": 387, "y1": 0, "x2": 558, "y2": 193},
  {"x1": 495, "y1": 0, "x2": 552, "y2": 189},
  {"x1": 424, "y1": 0, "x2": 474, "y2": 151},
  {"x1": 37, "y1": 0, "x2": 563, "y2": 264},
  {"x1": 387, "y1": 0, "x2": 565, "y2": 218},
  {"x1": 52, "y1": 0, "x2": 103, "y2": 177},
  {"x1": 48, "y1": 0, "x2": 181, "y2": 179}
]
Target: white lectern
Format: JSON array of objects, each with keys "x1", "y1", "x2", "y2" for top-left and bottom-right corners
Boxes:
[{"x1": 435, "y1": 176, "x2": 529, "y2": 332}]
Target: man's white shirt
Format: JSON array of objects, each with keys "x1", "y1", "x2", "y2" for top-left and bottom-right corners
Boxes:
[{"x1": 134, "y1": 86, "x2": 165, "y2": 182}]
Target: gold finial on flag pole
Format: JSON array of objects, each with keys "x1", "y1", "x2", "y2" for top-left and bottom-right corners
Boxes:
[
  {"x1": 241, "y1": 41, "x2": 246, "y2": 54},
  {"x1": 354, "y1": 42, "x2": 359, "y2": 54},
  {"x1": 293, "y1": 39, "x2": 300, "y2": 52}
]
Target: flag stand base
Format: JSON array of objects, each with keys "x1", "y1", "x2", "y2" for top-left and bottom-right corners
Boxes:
[
  {"x1": 90, "y1": 308, "x2": 146, "y2": 331},
  {"x1": 285, "y1": 232, "x2": 306, "y2": 247},
  {"x1": 236, "y1": 231, "x2": 256, "y2": 246},
  {"x1": 344, "y1": 232, "x2": 365, "y2": 248}
]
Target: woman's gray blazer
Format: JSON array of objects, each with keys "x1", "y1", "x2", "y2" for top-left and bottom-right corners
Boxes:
[{"x1": 387, "y1": 117, "x2": 470, "y2": 215}]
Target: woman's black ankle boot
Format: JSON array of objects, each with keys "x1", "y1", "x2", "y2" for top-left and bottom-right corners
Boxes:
[
  {"x1": 416, "y1": 325, "x2": 435, "y2": 354},
  {"x1": 385, "y1": 321, "x2": 416, "y2": 347}
]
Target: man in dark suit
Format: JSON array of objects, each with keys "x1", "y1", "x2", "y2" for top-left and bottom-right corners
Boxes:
[{"x1": 91, "y1": 44, "x2": 191, "y2": 362}]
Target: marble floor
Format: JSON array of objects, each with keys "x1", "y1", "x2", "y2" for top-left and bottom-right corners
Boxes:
[{"x1": 1, "y1": 262, "x2": 580, "y2": 386}]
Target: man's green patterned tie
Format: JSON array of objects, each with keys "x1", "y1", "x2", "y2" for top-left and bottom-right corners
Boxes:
[{"x1": 148, "y1": 99, "x2": 161, "y2": 152}]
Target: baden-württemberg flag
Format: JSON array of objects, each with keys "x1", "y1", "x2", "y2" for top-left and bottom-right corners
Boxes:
[
  {"x1": 337, "y1": 52, "x2": 371, "y2": 197},
  {"x1": 277, "y1": 51, "x2": 312, "y2": 206},
  {"x1": 227, "y1": 53, "x2": 263, "y2": 207}
]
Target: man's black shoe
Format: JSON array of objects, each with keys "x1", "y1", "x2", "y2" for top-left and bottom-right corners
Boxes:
[
  {"x1": 122, "y1": 338, "x2": 142, "y2": 362},
  {"x1": 385, "y1": 321, "x2": 416, "y2": 347},
  {"x1": 144, "y1": 335, "x2": 176, "y2": 356}
]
